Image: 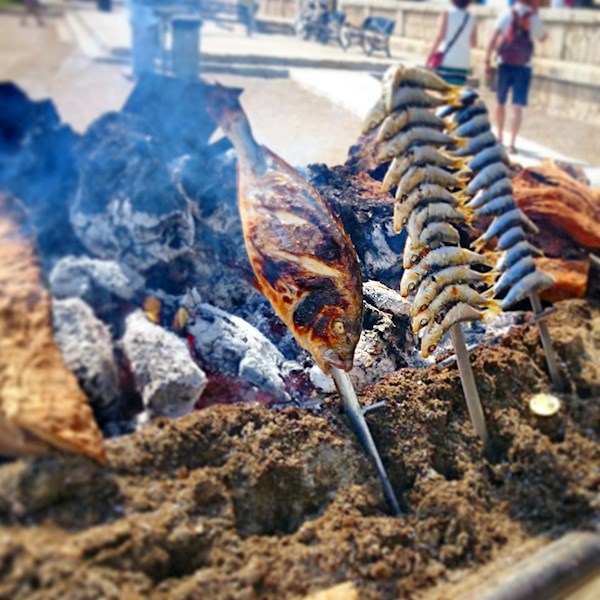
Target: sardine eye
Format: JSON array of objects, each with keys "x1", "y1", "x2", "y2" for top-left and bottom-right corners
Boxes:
[
  {"x1": 428, "y1": 344, "x2": 436, "y2": 354},
  {"x1": 411, "y1": 254, "x2": 419, "y2": 264},
  {"x1": 420, "y1": 317, "x2": 428, "y2": 327},
  {"x1": 332, "y1": 320, "x2": 345, "y2": 335},
  {"x1": 408, "y1": 283, "x2": 416, "y2": 292}
]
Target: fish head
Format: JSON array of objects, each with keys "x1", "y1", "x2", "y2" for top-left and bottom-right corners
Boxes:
[
  {"x1": 311, "y1": 305, "x2": 363, "y2": 374},
  {"x1": 400, "y1": 269, "x2": 420, "y2": 297},
  {"x1": 205, "y1": 82, "x2": 245, "y2": 134}
]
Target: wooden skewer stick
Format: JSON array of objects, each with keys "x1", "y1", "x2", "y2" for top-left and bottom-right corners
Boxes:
[
  {"x1": 330, "y1": 366, "x2": 401, "y2": 516},
  {"x1": 450, "y1": 323, "x2": 489, "y2": 447},
  {"x1": 528, "y1": 292, "x2": 565, "y2": 393}
]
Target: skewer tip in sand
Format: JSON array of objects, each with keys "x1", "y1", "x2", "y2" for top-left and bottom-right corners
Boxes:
[
  {"x1": 449, "y1": 323, "x2": 489, "y2": 447},
  {"x1": 528, "y1": 292, "x2": 566, "y2": 393},
  {"x1": 330, "y1": 366, "x2": 402, "y2": 517}
]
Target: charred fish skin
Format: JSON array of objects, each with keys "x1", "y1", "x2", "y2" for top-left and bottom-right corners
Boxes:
[
  {"x1": 492, "y1": 256, "x2": 537, "y2": 297},
  {"x1": 207, "y1": 85, "x2": 363, "y2": 375},
  {"x1": 501, "y1": 270, "x2": 554, "y2": 309},
  {"x1": 496, "y1": 240, "x2": 544, "y2": 272}
]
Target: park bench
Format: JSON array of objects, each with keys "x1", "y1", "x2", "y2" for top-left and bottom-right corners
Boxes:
[{"x1": 342, "y1": 16, "x2": 395, "y2": 57}]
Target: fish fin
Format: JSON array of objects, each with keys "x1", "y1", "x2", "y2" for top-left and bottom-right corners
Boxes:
[
  {"x1": 482, "y1": 299, "x2": 503, "y2": 322},
  {"x1": 471, "y1": 234, "x2": 488, "y2": 252},
  {"x1": 480, "y1": 251, "x2": 501, "y2": 269},
  {"x1": 482, "y1": 287, "x2": 496, "y2": 300},
  {"x1": 453, "y1": 136, "x2": 470, "y2": 150},
  {"x1": 445, "y1": 120, "x2": 458, "y2": 133},
  {"x1": 451, "y1": 156, "x2": 471, "y2": 171},
  {"x1": 482, "y1": 270, "x2": 500, "y2": 286}
]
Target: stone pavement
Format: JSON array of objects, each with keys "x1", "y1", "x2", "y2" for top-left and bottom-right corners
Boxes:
[{"x1": 1, "y1": 0, "x2": 599, "y2": 183}]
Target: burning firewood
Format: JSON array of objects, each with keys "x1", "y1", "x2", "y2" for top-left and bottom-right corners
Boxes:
[
  {"x1": 206, "y1": 83, "x2": 400, "y2": 515},
  {"x1": 0, "y1": 194, "x2": 106, "y2": 462}
]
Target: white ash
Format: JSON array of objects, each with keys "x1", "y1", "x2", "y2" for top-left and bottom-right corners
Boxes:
[
  {"x1": 187, "y1": 303, "x2": 299, "y2": 402},
  {"x1": 121, "y1": 311, "x2": 207, "y2": 420},
  {"x1": 309, "y1": 366, "x2": 336, "y2": 394},
  {"x1": 50, "y1": 256, "x2": 145, "y2": 305},
  {"x1": 51, "y1": 297, "x2": 120, "y2": 411},
  {"x1": 361, "y1": 220, "x2": 406, "y2": 285}
]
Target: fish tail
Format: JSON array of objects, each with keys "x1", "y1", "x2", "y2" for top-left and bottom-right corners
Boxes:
[
  {"x1": 453, "y1": 136, "x2": 470, "y2": 150},
  {"x1": 451, "y1": 155, "x2": 471, "y2": 171},
  {"x1": 482, "y1": 287, "x2": 496, "y2": 300},
  {"x1": 482, "y1": 299, "x2": 503, "y2": 322},
  {"x1": 445, "y1": 120, "x2": 458, "y2": 133},
  {"x1": 480, "y1": 251, "x2": 501, "y2": 269}
]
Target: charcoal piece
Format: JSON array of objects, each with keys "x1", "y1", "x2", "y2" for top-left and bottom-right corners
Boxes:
[
  {"x1": 71, "y1": 113, "x2": 194, "y2": 271},
  {"x1": 121, "y1": 311, "x2": 207, "y2": 420},
  {"x1": 50, "y1": 256, "x2": 145, "y2": 307},
  {"x1": 0, "y1": 83, "x2": 81, "y2": 265},
  {"x1": 187, "y1": 304, "x2": 298, "y2": 404},
  {"x1": 122, "y1": 74, "x2": 219, "y2": 160},
  {"x1": 52, "y1": 298, "x2": 120, "y2": 413},
  {"x1": 309, "y1": 164, "x2": 404, "y2": 289}
]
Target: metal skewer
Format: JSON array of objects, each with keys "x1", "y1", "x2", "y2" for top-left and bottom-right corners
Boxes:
[
  {"x1": 528, "y1": 292, "x2": 565, "y2": 393},
  {"x1": 330, "y1": 366, "x2": 401, "y2": 516},
  {"x1": 450, "y1": 323, "x2": 489, "y2": 447}
]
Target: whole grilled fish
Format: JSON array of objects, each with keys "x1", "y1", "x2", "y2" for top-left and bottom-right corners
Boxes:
[
  {"x1": 472, "y1": 208, "x2": 539, "y2": 251},
  {"x1": 474, "y1": 194, "x2": 517, "y2": 217},
  {"x1": 452, "y1": 100, "x2": 488, "y2": 125},
  {"x1": 378, "y1": 127, "x2": 465, "y2": 162},
  {"x1": 489, "y1": 256, "x2": 537, "y2": 297},
  {"x1": 377, "y1": 107, "x2": 450, "y2": 142},
  {"x1": 467, "y1": 144, "x2": 509, "y2": 173},
  {"x1": 467, "y1": 178, "x2": 513, "y2": 209},
  {"x1": 501, "y1": 270, "x2": 554, "y2": 309},
  {"x1": 496, "y1": 240, "x2": 543, "y2": 272},
  {"x1": 207, "y1": 85, "x2": 363, "y2": 374}
]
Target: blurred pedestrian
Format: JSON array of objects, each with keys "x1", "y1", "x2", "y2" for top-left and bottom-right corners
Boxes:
[
  {"x1": 21, "y1": 0, "x2": 44, "y2": 26},
  {"x1": 426, "y1": 0, "x2": 477, "y2": 86},
  {"x1": 485, "y1": 0, "x2": 547, "y2": 153}
]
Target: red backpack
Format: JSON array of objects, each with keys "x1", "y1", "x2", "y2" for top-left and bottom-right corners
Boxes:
[{"x1": 498, "y1": 10, "x2": 534, "y2": 66}]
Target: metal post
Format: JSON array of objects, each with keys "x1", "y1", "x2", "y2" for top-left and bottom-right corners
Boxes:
[
  {"x1": 330, "y1": 367, "x2": 401, "y2": 516},
  {"x1": 450, "y1": 323, "x2": 489, "y2": 447},
  {"x1": 529, "y1": 292, "x2": 565, "y2": 393}
]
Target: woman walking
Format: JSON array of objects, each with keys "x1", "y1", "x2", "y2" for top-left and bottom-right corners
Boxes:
[{"x1": 427, "y1": 0, "x2": 477, "y2": 86}]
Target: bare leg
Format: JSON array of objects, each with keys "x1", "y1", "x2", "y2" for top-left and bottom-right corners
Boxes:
[
  {"x1": 495, "y1": 103, "x2": 506, "y2": 145},
  {"x1": 509, "y1": 104, "x2": 523, "y2": 151}
]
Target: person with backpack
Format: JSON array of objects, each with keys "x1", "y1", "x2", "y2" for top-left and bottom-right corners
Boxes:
[
  {"x1": 485, "y1": 0, "x2": 547, "y2": 154},
  {"x1": 427, "y1": 0, "x2": 477, "y2": 86}
]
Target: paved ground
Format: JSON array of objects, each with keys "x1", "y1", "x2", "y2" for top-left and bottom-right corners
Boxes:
[{"x1": 1, "y1": 0, "x2": 599, "y2": 180}]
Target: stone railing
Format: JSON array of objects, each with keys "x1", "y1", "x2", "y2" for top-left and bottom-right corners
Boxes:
[{"x1": 257, "y1": 0, "x2": 600, "y2": 126}]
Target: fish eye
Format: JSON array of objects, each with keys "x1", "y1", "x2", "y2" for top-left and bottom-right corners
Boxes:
[
  {"x1": 332, "y1": 320, "x2": 346, "y2": 335},
  {"x1": 420, "y1": 317, "x2": 428, "y2": 327},
  {"x1": 428, "y1": 344, "x2": 436, "y2": 354},
  {"x1": 408, "y1": 283, "x2": 416, "y2": 292},
  {"x1": 411, "y1": 254, "x2": 419, "y2": 264},
  {"x1": 402, "y1": 218, "x2": 408, "y2": 225}
]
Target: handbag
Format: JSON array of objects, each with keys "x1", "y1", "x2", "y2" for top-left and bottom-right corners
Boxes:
[{"x1": 427, "y1": 11, "x2": 470, "y2": 70}]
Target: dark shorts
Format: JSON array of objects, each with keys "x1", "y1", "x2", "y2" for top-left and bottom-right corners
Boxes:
[{"x1": 496, "y1": 64, "x2": 532, "y2": 106}]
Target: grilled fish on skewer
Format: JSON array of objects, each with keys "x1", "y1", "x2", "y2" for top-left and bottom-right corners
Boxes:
[
  {"x1": 389, "y1": 86, "x2": 460, "y2": 112},
  {"x1": 378, "y1": 127, "x2": 465, "y2": 162},
  {"x1": 406, "y1": 202, "x2": 471, "y2": 243},
  {"x1": 420, "y1": 302, "x2": 500, "y2": 358},
  {"x1": 394, "y1": 184, "x2": 464, "y2": 232},
  {"x1": 411, "y1": 266, "x2": 497, "y2": 317},
  {"x1": 472, "y1": 208, "x2": 539, "y2": 251},
  {"x1": 467, "y1": 144, "x2": 509, "y2": 173},
  {"x1": 466, "y1": 162, "x2": 511, "y2": 196},
  {"x1": 400, "y1": 246, "x2": 497, "y2": 297},
  {"x1": 377, "y1": 107, "x2": 451, "y2": 142},
  {"x1": 501, "y1": 270, "x2": 554, "y2": 309},
  {"x1": 497, "y1": 226, "x2": 526, "y2": 251},
  {"x1": 413, "y1": 284, "x2": 499, "y2": 334},
  {"x1": 455, "y1": 130, "x2": 497, "y2": 157},
  {"x1": 395, "y1": 165, "x2": 469, "y2": 201},
  {"x1": 362, "y1": 97, "x2": 387, "y2": 134},
  {"x1": 454, "y1": 114, "x2": 492, "y2": 138},
  {"x1": 496, "y1": 240, "x2": 543, "y2": 272},
  {"x1": 437, "y1": 88, "x2": 479, "y2": 118},
  {"x1": 207, "y1": 85, "x2": 363, "y2": 375},
  {"x1": 403, "y1": 222, "x2": 461, "y2": 266},
  {"x1": 383, "y1": 64, "x2": 461, "y2": 99},
  {"x1": 381, "y1": 148, "x2": 468, "y2": 193},
  {"x1": 452, "y1": 100, "x2": 488, "y2": 125},
  {"x1": 488, "y1": 256, "x2": 537, "y2": 298},
  {"x1": 467, "y1": 178, "x2": 513, "y2": 208},
  {"x1": 474, "y1": 194, "x2": 517, "y2": 217}
]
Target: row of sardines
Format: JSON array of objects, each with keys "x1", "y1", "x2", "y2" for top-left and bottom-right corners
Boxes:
[{"x1": 362, "y1": 65, "x2": 553, "y2": 359}]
